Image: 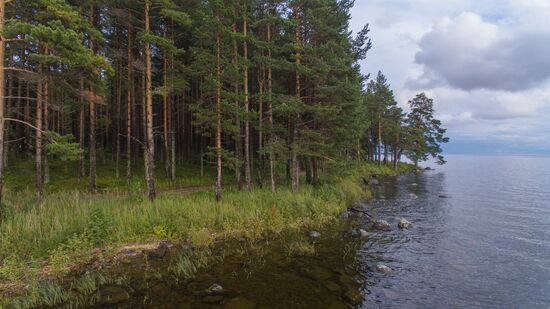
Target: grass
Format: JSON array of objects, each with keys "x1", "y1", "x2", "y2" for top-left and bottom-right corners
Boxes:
[{"x1": 0, "y1": 158, "x2": 415, "y2": 308}]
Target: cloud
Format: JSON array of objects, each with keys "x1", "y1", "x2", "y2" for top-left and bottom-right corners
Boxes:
[{"x1": 410, "y1": 12, "x2": 550, "y2": 92}]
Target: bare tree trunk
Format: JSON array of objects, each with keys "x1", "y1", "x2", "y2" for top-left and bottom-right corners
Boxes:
[
  {"x1": 215, "y1": 27, "x2": 222, "y2": 202},
  {"x1": 144, "y1": 1, "x2": 156, "y2": 201},
  {"x1": 243, "y1": 9, "x2": 251, "y2": 191},
  {"x1": 126, "y1": 18, "x2": 133, "y2": 186},
  {"x1": 89, "y1": 5, "x2": 97, "y2": 193},
  {"x1": 0, "y1": 1, "x2": 5, "y2": 209},
  {"x1": 291, "y1": 7, "x2": 301, "y2": 193},
  {"x1": 163, "y1": 36, "x2": 171, "y2": 177},
  {"x1": 43, "y1": 70, "x2": 50, "y2": 184},
  {"x1": 115, "y1": 61, "x2": 122, "y2": 178},
  {"x1": 378, "y1": 114, "x2": 382, "y2": 164},
  {"x1": 78, "y1": 78, "x2": 85, "y2": 177},
  {"x1": 267, "y1": 19, "x2": 275, "y2": 193},
  {"x1": 232, "y1": 22, "x2": 242, "y2": 189},
  {"x1": 36, "y1": 65, "x2": 44, "y2": 199}
]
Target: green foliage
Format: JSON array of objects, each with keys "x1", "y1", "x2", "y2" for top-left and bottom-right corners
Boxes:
[
  {"x1": 403, "y1": 93, "x2": 450, "y2": 165},
  {"x1": 44, "y1": 132, "x2": 83, "y2": 161}
]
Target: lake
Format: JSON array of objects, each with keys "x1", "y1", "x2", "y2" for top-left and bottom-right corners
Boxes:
[
  {"x1": 359, "y1": 155, "x2": 550, "y2": 308},
  {"x1": 93, "y1": 155, "x2": 550, "y2": 308}
]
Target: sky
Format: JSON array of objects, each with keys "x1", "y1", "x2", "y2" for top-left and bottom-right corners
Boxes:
[{"x1": 350, "y1": 0, "x2": 550, "y2": 155}]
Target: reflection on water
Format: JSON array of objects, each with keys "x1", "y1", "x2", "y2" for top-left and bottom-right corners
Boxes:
[{"x1": 90, "y1": 155, "x2": 550, "y2": 308}]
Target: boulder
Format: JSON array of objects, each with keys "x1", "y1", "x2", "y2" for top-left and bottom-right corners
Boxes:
[
  {"x1": 398, "y1": 218, "x2": 412, "y2": 229},
  {"x1": 359, "y1": 229, "x2": 369, "y2": 238},
  {"x1": 375, "y1": 264, "x2": 392, "y2": 273},
  {"x1": 368, "y1": 178, "x2": 380, "y2": 186},
  {"x1": 373, "y1": 220, "x2": 391, "y2": 231}
]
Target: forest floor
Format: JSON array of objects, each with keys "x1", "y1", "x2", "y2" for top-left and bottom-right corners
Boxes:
[{"x1": 0, "y1": 159, "x2": 416, "y2": 308}]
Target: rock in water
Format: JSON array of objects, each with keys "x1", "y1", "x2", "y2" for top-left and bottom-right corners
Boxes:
[
  {"x1": 97, "y1": 285, "x2": 130, "y2": 306},
  {"x1": 207, "y1": 283, "x2": 224, "y2": 294},
  {"x1": 373, "y1": 220, "x2": 391, "y2": 231},
  {"x1": 398, "y1": 218, "x2": 412, "y2": 229},
  {"x1": 409, "y1": 193, "x2": 418, "y2": 199},
  {"x1": 309, "y1": 231, "x2": 321, "y2": 239},
  {"x1": 375, "y1": 264, "x2": 392, "y2": 273},
  {"x1": 359, "y1": 229, "x2": 369, "y2": 238}
]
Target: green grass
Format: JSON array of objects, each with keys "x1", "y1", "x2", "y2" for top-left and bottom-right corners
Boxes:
[{"x1": 0, "y1": 159, "x2": 414, "y2": 308}]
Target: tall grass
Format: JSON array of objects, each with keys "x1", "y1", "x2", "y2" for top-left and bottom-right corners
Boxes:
[{"x1": 0, "y1": 160, "x2": 414, "y2": 307}]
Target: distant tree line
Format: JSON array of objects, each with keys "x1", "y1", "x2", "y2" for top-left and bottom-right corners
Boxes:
[{"x1": 0, "y1": 0, "x2": 448, "y2": 211}]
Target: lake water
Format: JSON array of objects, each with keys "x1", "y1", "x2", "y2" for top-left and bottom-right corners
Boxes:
[
  {"x1": 361, "y1": 155, "x2": 550, "y2": 308},
  {"x1": 91, "y1": 155, "x2": 550, "y2": 308}
]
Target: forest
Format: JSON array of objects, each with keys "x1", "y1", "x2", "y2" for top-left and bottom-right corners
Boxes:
[{"x1": 0, "y1": 0, "x2": 448, "y2": 305}]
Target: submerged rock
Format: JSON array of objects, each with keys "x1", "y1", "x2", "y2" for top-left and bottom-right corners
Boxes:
[
  {"x1": 344, "y1": 289, "x2": 363, "y2": 303},
  {"x1": 96, "y1": 285, "x2": 130, "y2": 306},
  {"x1": 425, "y1": 167, "x2": 433, "y2": 170},
  {"x1": 439, "y1": 194, "x2": 449, "y2": 199},
  {"x1": 309, "y1": 231, "x2": 321, "y2": 239},
  {"x1": 375, "y1": 264, "x2": 392, "y2": 273},
  {"x1": 398, "y1": 218, "x2": 412, "y2": 229},
  {"x1": 373, "y1": 220, "x2": 391, "y2": 231},
  {"x1": 359, "y1": 229, "x2": 369, "y2": 238},
  {"x1": 207, "y1": 283, "x2": 224, "y2": 294},
  {"x1": 409, "y1": 193, "x2": 418, "y2": 199},
  {"x1": 323, "y1": 280, "x2": 342, "y2": 292}
]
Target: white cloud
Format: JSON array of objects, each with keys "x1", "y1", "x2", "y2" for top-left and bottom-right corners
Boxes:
[{"x1": 350, "y1": 0, "x2": 550, "y2": 153}]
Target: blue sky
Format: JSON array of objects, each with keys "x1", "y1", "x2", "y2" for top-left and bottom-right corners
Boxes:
[{"x1": 350, "y1": 0, "x2": 550, "y2": 155}]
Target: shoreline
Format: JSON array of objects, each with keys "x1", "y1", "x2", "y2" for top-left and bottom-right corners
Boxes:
[{"x1": 0, "y1": 162, "x2": 416, "y2": 308}]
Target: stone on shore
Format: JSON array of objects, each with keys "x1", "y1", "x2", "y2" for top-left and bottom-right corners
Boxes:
[
  {"x1": 373, "y1": 220, "x2": 391, "y2": 231},
  {"x1": 398, "y1": 218, "x2": 412, "y2": 229},
  {"x1": 207, "y1": 283, "x2": 224, "y2": 294},
  {"x1": 375, "y1": 264, "x2": 392, "y2": 273},
  {"x1": 359, "y1": 229, "x2": 369, "y2": 238}
]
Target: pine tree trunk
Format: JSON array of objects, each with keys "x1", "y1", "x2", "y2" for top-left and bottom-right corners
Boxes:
[
  {"x1": 291, "y1": 8, "x2": 301, "y2": 193},
  {"x1": 267, "y1": 20, "x2": 275, "y2": 193},
  {"x1": 88, "y1": 5, "x2": 97, "y2": 193},
  {"x1": 163, "y1": 41, "x2": 170, "y2": 177},
  {"x1": 243, "y1": 11, "x2": 251, "y2": 191},
  {"x1": 115, "y1": 62, "x2": 122, "y2": 179},
  {"x1": 36, "y1": 65, "x2": 44, "y2": 199},
  {"x1": 215, "y1": 27, "x2": 222, "y2": 202},
  {"x1": 144, "y1": 1, "x2": 156, "y2": 201},
  {"x1": 79, "y1": 79, "x2": 85, "y2": 177},
  {"x1": 377, "y1": 114, "x2": 382, "y2": 164},
  {"x1": 43, "y1": 73, "x2": 50, "y2": 184},
  {"x1": 232, "y1": 22, "x2": 242, "y2": 189},
  {"x1": 0, "y1": 1, "x2": 5, "y2": 209},
  {"x1": 126, "y1": 18, "x2": 133, "y2": 186}
]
